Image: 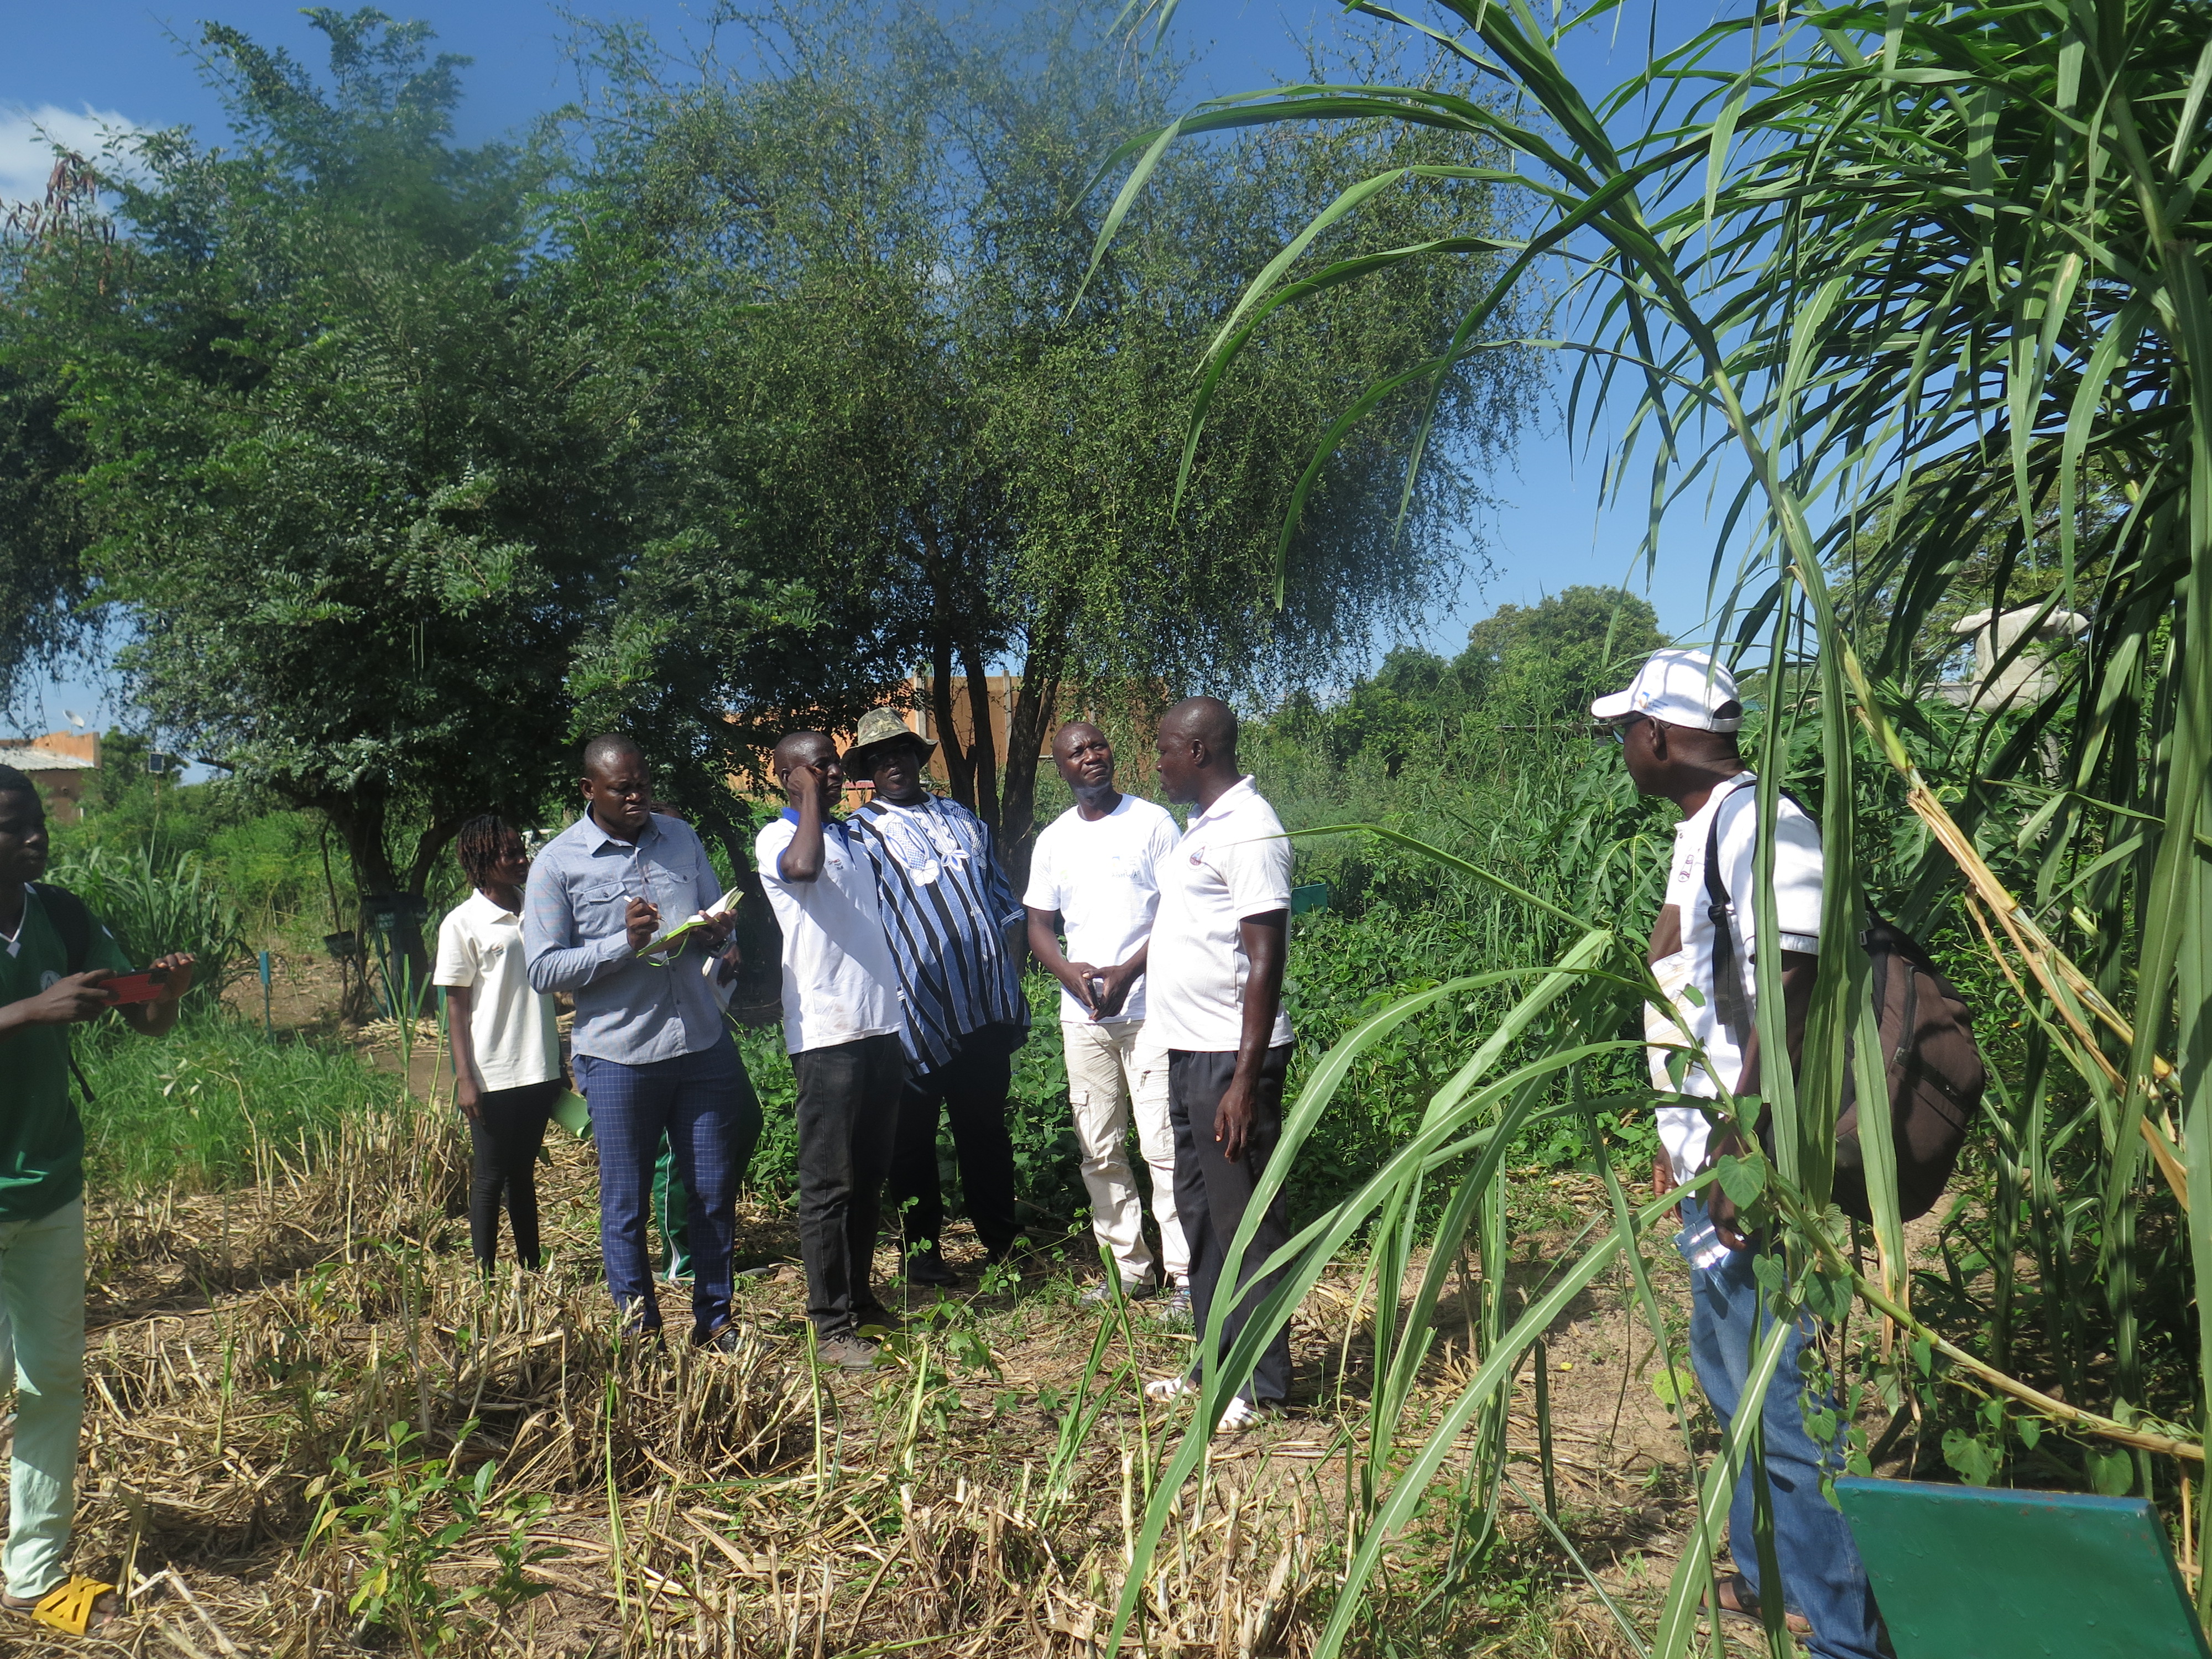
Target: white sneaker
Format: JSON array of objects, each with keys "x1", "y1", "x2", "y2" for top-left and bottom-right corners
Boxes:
[
  {"x1": 1144, "y1": 1374, "x2": 1198, "y2": 1403},
  {"x1": 1214, "y1": 1396, "x2": 1263, "y2": 1434}
]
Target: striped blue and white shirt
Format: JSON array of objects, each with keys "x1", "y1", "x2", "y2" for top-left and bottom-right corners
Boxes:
[{"x1": 852, "y1": 794, "x2": 1028, "y2": 1072}]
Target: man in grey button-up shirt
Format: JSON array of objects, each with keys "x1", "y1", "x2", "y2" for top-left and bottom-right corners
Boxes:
[{"x1": 525, "y1": 734, "x2": 761, "y2": 1345}]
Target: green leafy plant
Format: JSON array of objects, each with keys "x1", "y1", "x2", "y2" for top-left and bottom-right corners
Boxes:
[
  {"x1": 47, "y1": 843, "x2": 244, "y2": 1004},
  {"x1": 306, "y1": 1421, "x2": 559, "y2": 1653}
]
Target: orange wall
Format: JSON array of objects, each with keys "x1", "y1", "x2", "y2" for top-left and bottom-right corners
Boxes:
[{"x1": 0, "y1": 732, "x2": 100, "y2": 825}]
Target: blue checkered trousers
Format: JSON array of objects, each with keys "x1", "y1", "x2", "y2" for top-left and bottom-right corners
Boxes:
[{"x1": 573, "y1": 1043, "x2": 756, "y2": 1334}]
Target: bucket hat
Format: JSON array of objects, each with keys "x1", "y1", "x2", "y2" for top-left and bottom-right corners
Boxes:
[{"x1": 843, "y1": 707, "x2": 935, "y2": 768}]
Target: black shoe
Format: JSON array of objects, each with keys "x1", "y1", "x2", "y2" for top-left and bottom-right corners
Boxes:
[
  {"x1": 853, "y1": 1301, "x2": 902, "y2": 1333},
  {"x1": 906, "y1": 1248, "x2": 957, "y2": 1286},
  {"x1": 693, "y1": 1319, "x2": 747, "y2": 1354}
]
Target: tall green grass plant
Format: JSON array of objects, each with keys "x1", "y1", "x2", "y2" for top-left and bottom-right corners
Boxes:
[
  {"x1": 1091, "y1": 0, "x2": 2212, "y2": 1648},
  {"x1": 48, "y1": 843, "x2": 247, "y2": 1005},
  {"x1": 79, "y1": 1011, "x2": 408, "y2": 1194}
]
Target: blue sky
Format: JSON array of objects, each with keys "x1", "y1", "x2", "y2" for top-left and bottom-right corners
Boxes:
[{"x1": 3, "y1": 0, "x2": 1732, "y2": 738}]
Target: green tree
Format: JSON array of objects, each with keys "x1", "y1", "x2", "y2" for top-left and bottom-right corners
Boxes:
[
  {"x1": 1250, "y1": 591, "x2": 1664, "y2": 781},
  {"x1": 1453, "y1": 586, "x2": 1667, "y2": 726},
  {"x1": 1, "y1": 11, "x2": 835, "y2": 985},
  {"x1": 564, "y1": 5, "x2": 1536, "y2": 864},
  {"x1": 0, "y1": 156, "x2": 110, "y2": 712}
]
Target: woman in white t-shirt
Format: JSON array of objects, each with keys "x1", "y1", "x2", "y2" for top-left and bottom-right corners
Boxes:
[{"x1": 435, "y1": 816, "x2": 564, "y2": 1270}]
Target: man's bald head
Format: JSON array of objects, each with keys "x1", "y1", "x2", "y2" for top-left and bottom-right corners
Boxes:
[
  {"x1": 1154, "y1": 696, "x2": 1240, "y2": 806},
  {"x1": 578, "y1": 733, "x2": 652, "y2": 838},
  {"x1": 1160, "y1": 696, "x2": 1236, "y2": 756},
  {"x1": 582, "y1": 732, "x2": 645, "y2": 779},
  {"x1": 1052, "y1": 721, "x2": 1106, "y2": 758},
  {"x1": 774, "y1": 731, "x2": 836, "y2": 779}
]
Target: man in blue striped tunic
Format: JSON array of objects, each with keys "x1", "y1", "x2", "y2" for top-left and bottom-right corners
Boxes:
[{"x1": 844, "y1": 708, "x2": 1029, "y2": 1285}]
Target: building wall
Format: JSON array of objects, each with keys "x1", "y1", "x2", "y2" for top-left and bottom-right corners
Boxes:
[{"x1": 0, "y1": 731, "x2": 101, "y2": 826}]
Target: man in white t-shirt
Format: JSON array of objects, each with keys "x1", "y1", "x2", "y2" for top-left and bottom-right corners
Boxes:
[
  {"x1": 1140, "y1": 697, "x2": 1296, "y2": 1433},
  {"x1": 755, "y1": 731, "x2": 907, "y2": 1372},
  {"x1": 1597, "y1": 649, "x2": 1882, "y2": 1659},
  {"x1": 1024, "y1": 722, "x2": 1187, "y2": 1311}
]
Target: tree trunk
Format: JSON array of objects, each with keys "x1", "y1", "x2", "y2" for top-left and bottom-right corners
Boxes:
[
  {"x1": 998, "y1": 644, "x2": 1065, "y2": 892},
  {"x1": 322, "y1": 789, "x2": 436, "y2": 1017},
  {"x1": 960, "y1": 634, "x2": 1000, "y2": 832},
  {"x1": 930, "y1": 628, "x2": 975, "y2": 809}
]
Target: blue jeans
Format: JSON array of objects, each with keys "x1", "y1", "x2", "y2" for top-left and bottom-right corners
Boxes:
[
  {"x1": 576, "y1": 1037, "x2": 757, "y2": 1338},
  {"x1": 1679, "y1": 1197, "x2": 1885, "y2": 1659}
]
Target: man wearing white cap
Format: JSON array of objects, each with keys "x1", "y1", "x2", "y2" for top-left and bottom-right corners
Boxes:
[{"x1": 1594, "y1": 648, "x2": 1883, "y2": 1659}]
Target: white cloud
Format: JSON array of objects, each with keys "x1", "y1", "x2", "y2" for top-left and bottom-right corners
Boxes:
[{"x1": 0, "y1": 104, "x2": 145, "y2": 208}]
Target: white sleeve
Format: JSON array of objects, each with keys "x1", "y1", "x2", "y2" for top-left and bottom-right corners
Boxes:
[
  {"x1": 1020, "y1": 828, "x2": 1060, "y2": 912},
  {"x1": 1225, "y1": 827, "x2": 1293, "y2": 921},
  {"x1": 1146, "y1": 813, "x2": 1182, "y2": 877},
  {"x1": 431, "y1": 911, "x2": 476, "y2": 988},
  {"x1": 755, "y1": 819, "x2": 797, "y2": 891}
]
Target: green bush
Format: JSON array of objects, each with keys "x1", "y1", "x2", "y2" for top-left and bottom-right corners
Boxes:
[{"x1": 46, "y1": 844, "x2": 247, "y2": 1006}]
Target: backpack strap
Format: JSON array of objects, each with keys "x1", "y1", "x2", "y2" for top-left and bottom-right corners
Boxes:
[
  {"x1": 27, "y1": 883, "x2": 100, "y2": 1105},
  {"x1": 1701, "y1": 782, "x2": 1759, "y2": 1053},
  {"x1": 29, "y1": 881, "x2": 91, "y2": 975}
]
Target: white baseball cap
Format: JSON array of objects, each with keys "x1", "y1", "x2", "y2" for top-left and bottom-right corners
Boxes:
[{"x1": 1590, "y1": 649, "x2": 1744, "y2": 732}]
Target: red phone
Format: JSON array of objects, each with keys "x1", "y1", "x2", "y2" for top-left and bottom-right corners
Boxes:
[{"x1": 100, "y1": 969, "x2": 173, "y2": 1005}]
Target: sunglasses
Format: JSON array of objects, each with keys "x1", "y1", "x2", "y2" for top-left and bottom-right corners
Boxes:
[{"x1": 1604, "y1": 714, "x2": 1648, "y2": 745}]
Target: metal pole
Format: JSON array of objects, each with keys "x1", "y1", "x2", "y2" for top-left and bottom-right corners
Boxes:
[{"x1": 258, "y1": 950, "x2": 272, "y2": 1034}]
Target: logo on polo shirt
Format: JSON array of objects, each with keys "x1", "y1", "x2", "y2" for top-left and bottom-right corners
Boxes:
[{"x1": 39, "y1": 970, "x2": 59, "y2": 990}]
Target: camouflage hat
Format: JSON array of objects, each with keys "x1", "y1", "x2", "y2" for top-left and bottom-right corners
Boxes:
[{"x1": 844, "y1": 707, "x2": 935, "y2": 766}]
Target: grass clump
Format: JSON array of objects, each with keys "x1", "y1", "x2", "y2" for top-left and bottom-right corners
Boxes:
[{"x1": 77, "y1": 1011, "x2": 408, "y2": 1194}]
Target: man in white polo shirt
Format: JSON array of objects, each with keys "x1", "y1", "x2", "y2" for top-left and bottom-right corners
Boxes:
[
  {"x1": 1024, "y1": 721, "x2": 1186, "y2": 1311},
  {"x1": 755, "y1": 731, "x2": 907, "y2": 1372},
  {"x1": 1140, "y1": 696, "x2": 1296, "y2": 1433}
]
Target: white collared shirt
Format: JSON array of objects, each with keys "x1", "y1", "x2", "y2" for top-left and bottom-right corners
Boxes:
[
  {"x1": 755, "y1": 813, "x2": 904, "y2": 1055},
  {"x1": 434, "y1": 889, "x2": 562, "y2": 1091},
  {"x1": 1024, "y1": 793, "x2": 1181, "y2": 1024},
  {"x1": 1144, "y1": 777, "x2": 1295, "y2": 1053}
]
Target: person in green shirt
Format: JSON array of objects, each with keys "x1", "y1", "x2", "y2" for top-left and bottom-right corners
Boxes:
[{"x1": 0, "y1": 767, "x2": 194, "y2": 1636}]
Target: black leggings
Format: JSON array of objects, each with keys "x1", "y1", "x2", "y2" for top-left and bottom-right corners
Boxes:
[{"x1": 467, "y1": 1079, "x2": 560, "y2": 1269}]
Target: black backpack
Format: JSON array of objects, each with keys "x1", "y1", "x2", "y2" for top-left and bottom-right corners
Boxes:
[
  {"x1": 1702, "y1": 787, "x2": 1985, "y2": 1224},
  {"x1": 30, "y1": 882, "x2": 102, "y2": 1104}
]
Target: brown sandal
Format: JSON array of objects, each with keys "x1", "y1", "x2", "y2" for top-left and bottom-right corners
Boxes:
[{"x1": 1711, "y1": 1572, "x2": 1812, "y2": 1637}]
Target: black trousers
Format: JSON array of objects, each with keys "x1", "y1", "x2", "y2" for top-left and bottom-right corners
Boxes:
[
  {"x1": 793, "y1": 1034, "x2": 906, "y2": 1337},
  {"x1": 1170, "y1": 1046, "x2": 1295, "y2": 1407},
  {"x1": 467, "y1": 1078, "x2": 561, "y2": 1269},
  {"x1": 890, "y1": 1026, "x2": 1021, "y2": 1259}
]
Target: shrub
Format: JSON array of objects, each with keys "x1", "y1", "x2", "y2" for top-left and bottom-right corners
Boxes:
[{"x1": 78, "y1": 1011, "x2": 407, "y2": 1194}]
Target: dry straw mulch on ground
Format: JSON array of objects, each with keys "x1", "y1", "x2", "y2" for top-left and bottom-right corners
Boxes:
[{"x1": 4, "y1": 1100, "x2": 1786, "y2": 1658}]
